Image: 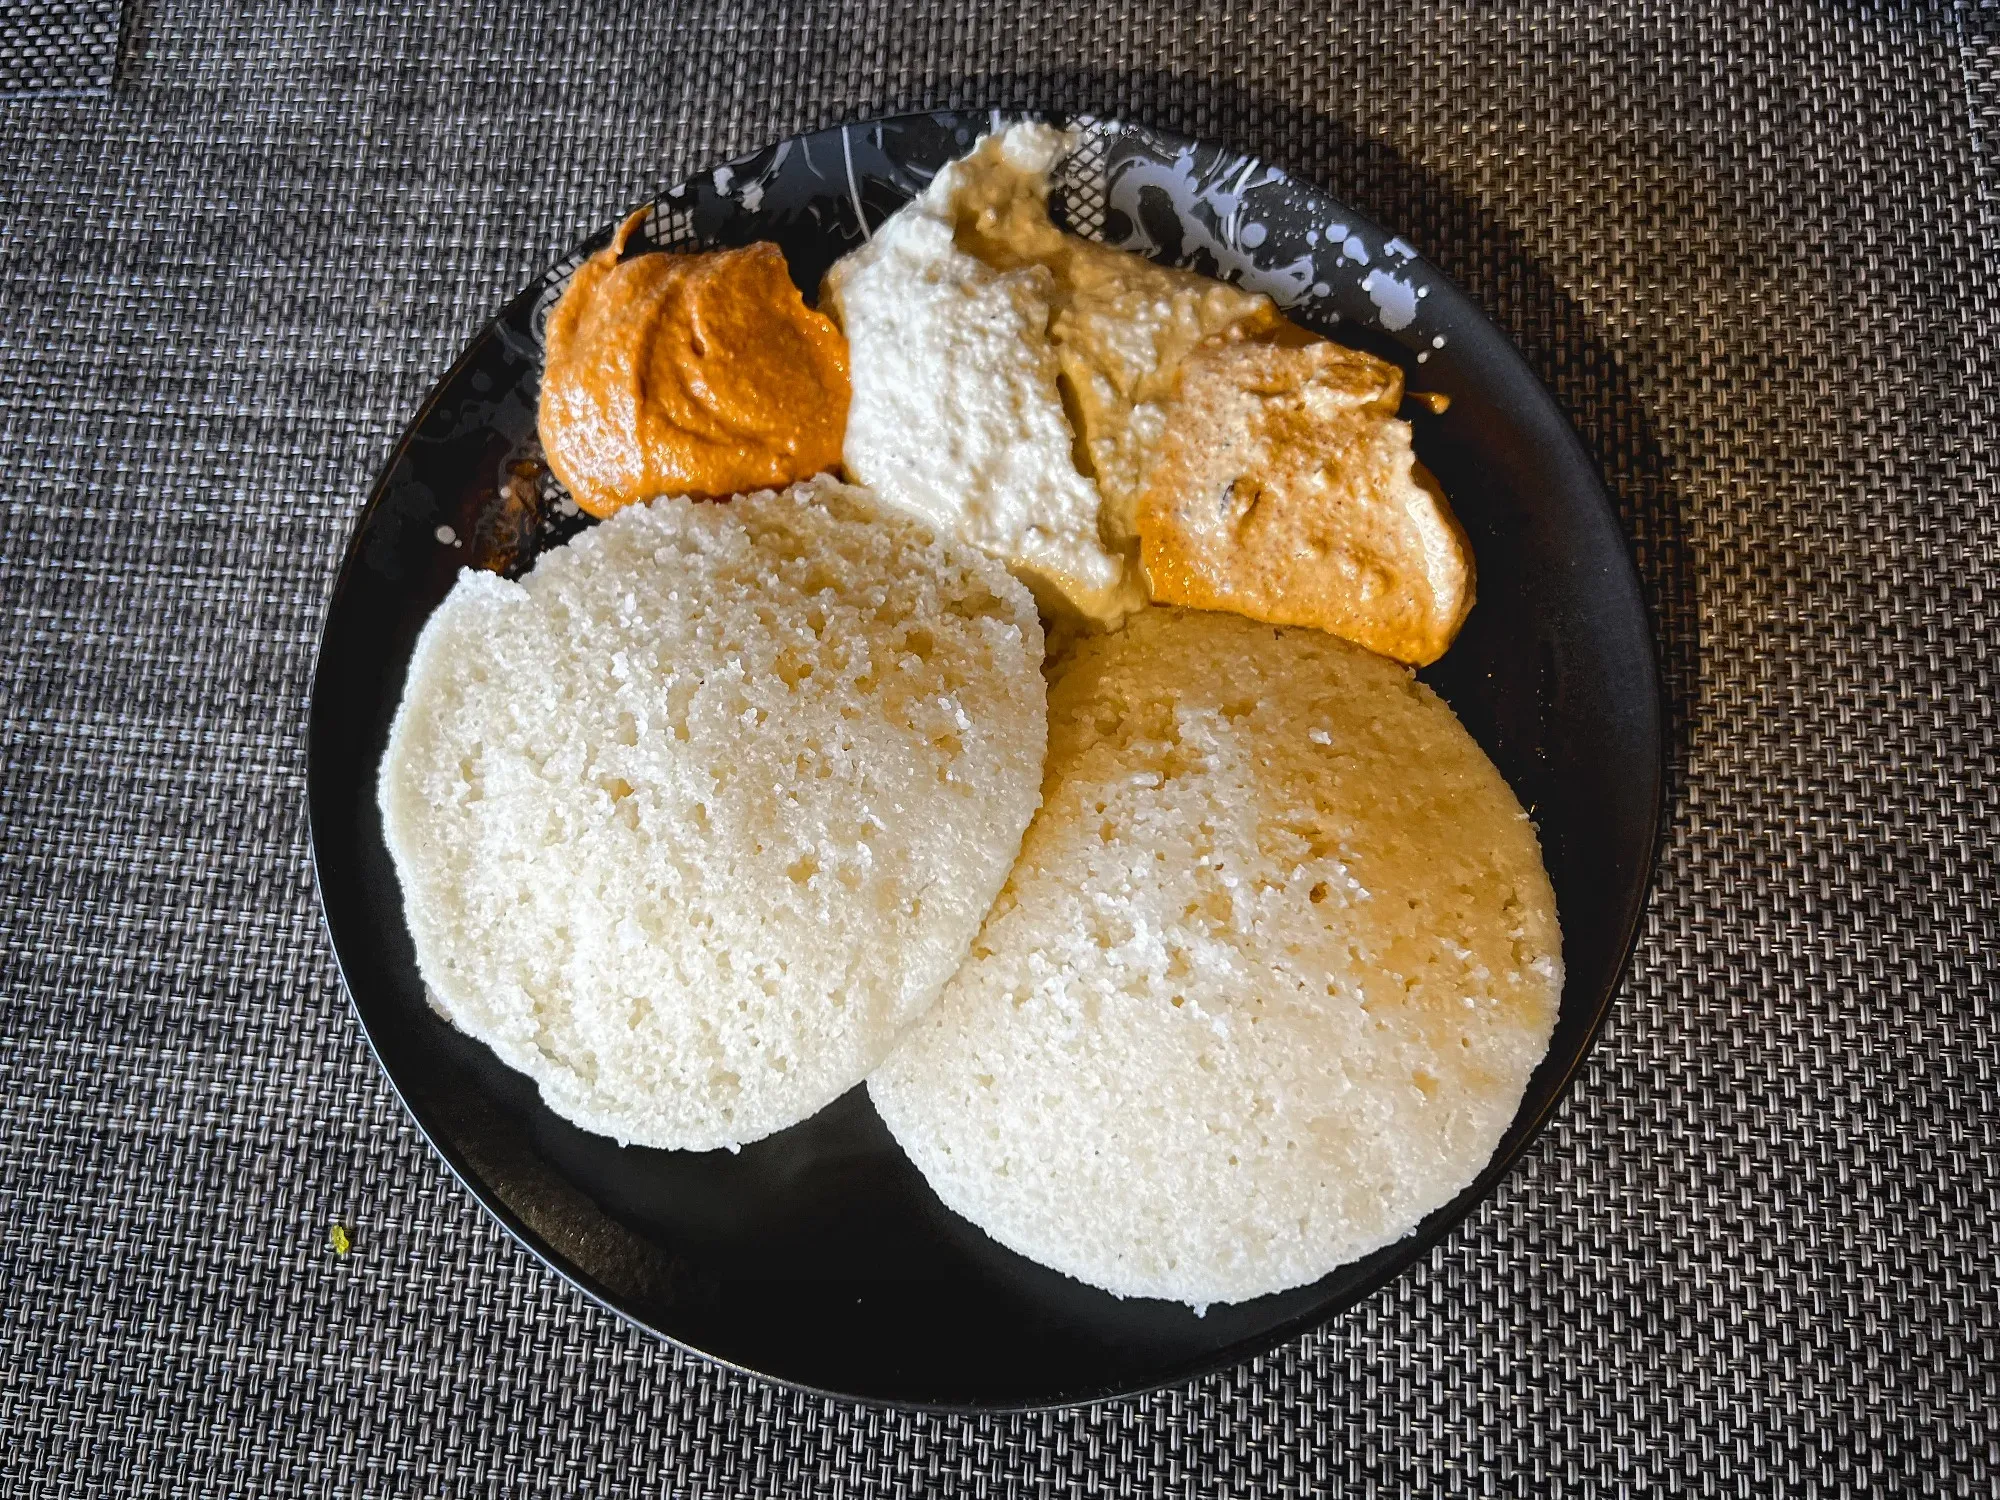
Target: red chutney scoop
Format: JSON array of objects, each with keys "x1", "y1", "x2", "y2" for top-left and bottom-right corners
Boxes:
[{"x1": 538, "y1": 212, "x2": 850, "y2": 516}]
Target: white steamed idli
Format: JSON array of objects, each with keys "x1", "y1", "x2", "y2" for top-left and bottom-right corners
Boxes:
[
  {"x1": 378, "y1": 475, "x2": 1048, "y2": 1151},
  {"x1": 869, "y1": 606, "x2": 1561, "y2": 1305}
]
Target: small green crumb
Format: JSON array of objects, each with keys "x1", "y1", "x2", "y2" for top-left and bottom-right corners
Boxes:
[{"x1": 329, "y1": 1222, "x2": 352, "y2": 1256}]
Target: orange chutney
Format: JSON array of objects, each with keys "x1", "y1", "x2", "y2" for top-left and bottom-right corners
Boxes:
[{"x1": 538, "y1": 212, "x2": 850, "y2": 517}]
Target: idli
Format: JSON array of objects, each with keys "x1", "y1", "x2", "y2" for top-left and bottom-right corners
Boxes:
[
  {"x1": 869, "y1": 606, "x2": 1561, "y2": 1305},
  {"x1": 378, "y1": 475, "x2": 1048, "y2": 1151}
]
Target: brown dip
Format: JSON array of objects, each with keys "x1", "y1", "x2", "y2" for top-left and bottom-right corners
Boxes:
[
  {"x1": 941, "y1": 132, "x2": 1474, "y2": 664},
  {"x1": 539, "y1": 212, "x2": 849, "y2": 517},
  {"x1": 1135, "y1": 338, "x2": 1474, "y2": 667}
]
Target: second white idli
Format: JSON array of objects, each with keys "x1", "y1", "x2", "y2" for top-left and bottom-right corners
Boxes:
[
  {"x1": 378, "y1": 476, "x2": 1047, "y2": 1151},
  {"x1": 869, "y1": 607, "x2": 1561, "y2": 1306}
]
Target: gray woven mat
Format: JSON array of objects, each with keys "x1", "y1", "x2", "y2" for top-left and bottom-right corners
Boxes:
[
  {"x1": 0, "y1": 1, "x2": 119, "y2": 93},
  {"x1": 2, "y1": 1, "x2": 1995, "y2": 1493}
]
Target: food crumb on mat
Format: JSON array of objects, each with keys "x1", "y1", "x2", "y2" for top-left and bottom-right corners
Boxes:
[{"x1": 329, "y1": 1222, "x2": 352, "y2": 1256}]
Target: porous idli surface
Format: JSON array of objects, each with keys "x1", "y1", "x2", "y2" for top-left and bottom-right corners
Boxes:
[
  {"x1": 869, "y1": 607, "x2": 1561, "y2": 1305},
  {"x1": 378, "y1": 476, "x2": 1047, "y2": 1151}
]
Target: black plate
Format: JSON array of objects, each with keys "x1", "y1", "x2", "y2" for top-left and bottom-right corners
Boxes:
[{"x1": 307, "y1": 111, "x2": 1663, "y2": 1410}]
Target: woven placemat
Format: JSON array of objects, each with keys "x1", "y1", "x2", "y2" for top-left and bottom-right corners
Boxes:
[
  {"x1": 0, "y1": 1, "x2": 119, "y2": 93},
  {"x1": 1, "y1": 1, "x2": 1994, "y2": 1493}
]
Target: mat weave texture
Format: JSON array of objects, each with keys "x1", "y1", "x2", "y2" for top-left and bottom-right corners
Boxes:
[
  {"x1": 2, "y1": 1, "x2": 1996, "y2": 1494},
  {"x1": 0, "y1": 1, "x2": 119, "y2": 93}
]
